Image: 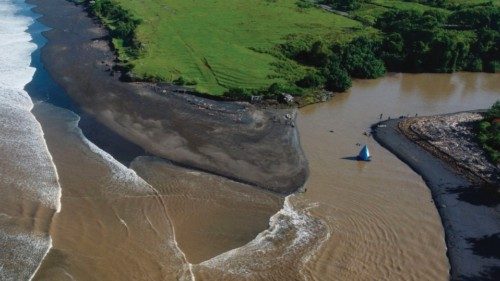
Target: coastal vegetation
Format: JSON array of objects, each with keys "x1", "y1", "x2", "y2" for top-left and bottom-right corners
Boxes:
[
  {"x1": 477, "y1": 101, "x2": 500, "y2": 164},
  {"x1": 78, "y1": 0, "x2": 499, "y2": 102},
  {"x1": 87, "y1": 0, "x2": 142, "y2": 60}
]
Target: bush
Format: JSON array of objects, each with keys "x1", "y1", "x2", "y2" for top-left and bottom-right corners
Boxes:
[
  {"x1": 296, "y1": 0, "x2": 314, "y2": 9},
  {"x1": 477, "y1": 101, "x2": 500, "y2": 164},
  {"x1": 322, "y1": 58, "x2": 352, "y2": 92},
  {"x1": 296, "y1": 72, "x2": 326, "y2": 88},
  {"x1": 89, "y1": 0, "x2": 142, "y2": 57},
  {"x1": 320, "y1": 0, "x2": 362, "y2": 11},
  {"x1": 341, "y1": 37, "x2": 386, "y2": 78},
  {"x1": 223, "y1": 88, "x2": 252, "y2": 100},
  {"x1": 266, "y1": 83, "x2": 303, "y2": 97},
  {"x1": 281, "y1": 40, "x2": 330, "y2": 67}
]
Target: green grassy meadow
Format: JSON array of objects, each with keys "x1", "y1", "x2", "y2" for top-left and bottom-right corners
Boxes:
[
  {"x1": 93, "y1": 0, "x2": 499, "y2": 96},
  {"x1": 109, "y1": 0, "x2": 364, "y2": 95}
]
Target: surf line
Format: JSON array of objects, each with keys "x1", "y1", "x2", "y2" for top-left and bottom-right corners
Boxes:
[
  {"x1": 28, "y1": 106, "x2": 63, "y2": 280},
  {"x1": 23, "y1": 0, "x2": 63, "y2": 278}
]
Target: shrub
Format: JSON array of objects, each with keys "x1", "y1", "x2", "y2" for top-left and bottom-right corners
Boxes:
[
  {"x1": 341, "y1": 37, "x2": 386, "y2": 79},
  {"x1": 296, "y1": 72, "x2": 326, "y2": 88},
  {"x1": 322, "y1": 58, "x2": 352, "y2": 92},
  {"x1": 320, "y1": 0, "x2": 362, "y2": 11},
  {"x1": 223, "y1": 88, "x2": 252, "y2": 100},
  {"x1": 477, "y1": 101, "x2": 500, "y2": 164}
]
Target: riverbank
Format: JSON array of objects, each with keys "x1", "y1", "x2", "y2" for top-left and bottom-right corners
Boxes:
[
  {"x1": 373, "y1": 115, "x2": 500, "y2": 281},
  {"x1": 399, "y1": 112, "x2": 499, "y2": 185},
  {"x1": 27, "y1": 0, "x2": 308, "y2": 194}
]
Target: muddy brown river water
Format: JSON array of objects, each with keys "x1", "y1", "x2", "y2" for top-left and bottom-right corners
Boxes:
[{"x1": 297, "y1": 73, "x2": 498, "y2": 280}]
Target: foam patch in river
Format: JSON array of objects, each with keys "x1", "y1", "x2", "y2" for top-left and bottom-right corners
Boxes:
[{"x1": 196, "y1": 195, "x2": 329, "y2": 280}]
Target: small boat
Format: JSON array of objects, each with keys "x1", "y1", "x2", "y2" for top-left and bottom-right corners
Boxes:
[{"x1": 357, "y1": 145, "x2": 371, "y2": 161}]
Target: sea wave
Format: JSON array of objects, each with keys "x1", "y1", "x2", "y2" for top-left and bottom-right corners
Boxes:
[
  {"x1": 197, "y1": 195, "x2": 329, "y2": 280},
  {"x1": 0, "y1": 0, "x2": 61, "y2": 279}
]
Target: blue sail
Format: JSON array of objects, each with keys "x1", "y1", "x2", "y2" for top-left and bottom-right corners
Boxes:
[{"x1": 358, "y1": 145, "x2": 371, "y2": 161}]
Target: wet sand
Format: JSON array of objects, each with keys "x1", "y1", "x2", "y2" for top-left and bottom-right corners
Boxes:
[
  {"x1": 373, "y1": 117, "x2": 500, "y2": 281},
  {"x1": 28, "y1": 0, "x2": 308, "y2": 194}
]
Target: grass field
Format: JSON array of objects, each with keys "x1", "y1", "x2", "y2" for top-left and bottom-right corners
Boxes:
[
  {"x1": 109, "y1": 0, "x2": 365, "y2": 95},
  {"x1": 97, "y1": 0, "x2": 499, "y2": 96}
]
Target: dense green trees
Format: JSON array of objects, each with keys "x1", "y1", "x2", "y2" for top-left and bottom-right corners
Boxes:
[
  {"x1": 449, "y1": 6, "x2": 499, "y2": 30},
  {"x1": 340, "y1": 37, "x2": 386, "y2": 78},
  {"x1": 322, "y1": 58, "x2": 352, "y2": 92},
  {"x1": 281, "y1": 36, "x2": 385, "y2": 92},
  {"x1": 375, "y1": 6, "x2": 499, "y2": 73},
  {"x1": 89, "y1": 0, "x2": 142, "y2": 57},
  {"x1": 477, "y1": 101, "x2": 500, "y2": 164},
  {"x1": 281, "y1": 3, "x2": 498, "y2": 96}
]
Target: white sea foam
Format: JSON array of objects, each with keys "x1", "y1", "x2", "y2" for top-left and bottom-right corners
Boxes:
[
  {"x1": 37, "y1": 102, "x2": 195, "y2": 280},
  {"x1": 0, "y1": 229, "x2": 52, "y2": 281},
  {"x1": 0, "y1": 0, "x2": 61, "y2": 279},
  {"x1": 69, "y1": 112, "x2": 155, "y2": 194},
  {"x1": 0, "y1": 0, "x2": 60, "y2": 209},
  {"x1": 199, "y1": 195, "x2": 329, "y2": 279}
]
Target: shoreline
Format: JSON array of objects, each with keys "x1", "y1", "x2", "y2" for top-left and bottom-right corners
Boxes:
[
  {"x1": 26, "y1": 0, "x2": 308, "y2": 194},
  {"x1": 373, "y1": 116, "x2": 500, "y2": 281},
  {"x1": 398, "y1": 111, "x2": 499, "y2": 186}
]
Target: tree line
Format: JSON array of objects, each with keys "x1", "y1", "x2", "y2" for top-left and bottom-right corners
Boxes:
[{"x1": 281, "y1": 2, "x2": 499, "y2": 94}]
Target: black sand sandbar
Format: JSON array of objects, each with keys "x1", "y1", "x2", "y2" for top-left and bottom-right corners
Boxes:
[{"x1": 27, "y1": 0, "x2": 308, "y2": 193}]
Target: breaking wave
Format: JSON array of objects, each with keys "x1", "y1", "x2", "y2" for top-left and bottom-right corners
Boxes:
[
  {"x1": 0, "y1": 0, "x2": 61, "y2": 279},
  {"x1": 196, "y1": 195, "x2": 329, "y2": 280}
]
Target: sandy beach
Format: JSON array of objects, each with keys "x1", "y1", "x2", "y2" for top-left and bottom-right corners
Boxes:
[{"x1": 373, "y1": 116, "x2": 500, "y2": 281}]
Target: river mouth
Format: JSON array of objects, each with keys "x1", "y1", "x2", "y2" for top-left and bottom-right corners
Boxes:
[
  {"x1": 2, "y1": 0, "x2": 500, "y2": 280},
  {"x1": 15, "y1": 0, "x2": 305, "y2": 275}
]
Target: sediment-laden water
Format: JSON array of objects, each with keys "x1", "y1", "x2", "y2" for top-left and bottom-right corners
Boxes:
[
  {"x1": 298, "y1": 73, "x2": 499, "y2": 280},
  {"x1": 1, "y1": 0, "x2": 499, "y2": 280}
]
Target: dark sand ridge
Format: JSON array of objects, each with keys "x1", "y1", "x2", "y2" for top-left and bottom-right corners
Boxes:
[
  {"x1": 27, "y1": 0, "x2": 308, "y2": 194},
  {"x1": 373, "y1": 118, "x2": 500, "y2": 281}
]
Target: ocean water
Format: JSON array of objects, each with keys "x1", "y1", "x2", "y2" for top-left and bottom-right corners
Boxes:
[{"x1": 0, "y1": 0, "x2": 60, "y2": 279}]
